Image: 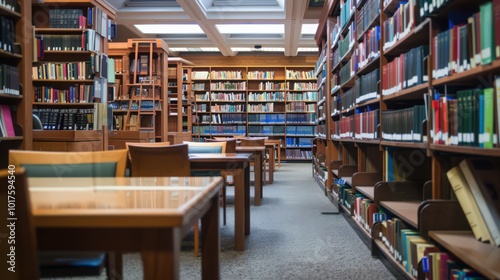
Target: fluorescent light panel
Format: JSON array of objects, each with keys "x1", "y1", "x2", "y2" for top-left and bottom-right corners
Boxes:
[
  {"x1": 231, "y1": 47, "x2": 285, "y2": 52},
  {"x1": 301, "y1": 24, "x2": 318, "y2": 34},
  {"x1": 135, "y1": 24, "x2": 204, "y2": 34},
  {"x1": 169, "y1": 47, "x2": 220, "y2": 52},
  {"x1": 297, "y1": 47, "x2": 319, "y2": 52},
  {"x1": 216, "y1": 24, "x2": 284, "y2": 34}
]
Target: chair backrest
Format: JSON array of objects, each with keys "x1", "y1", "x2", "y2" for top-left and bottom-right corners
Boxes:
[
  {"x1": 127, "y1": 143, "x2": 190, "y2": 177},
  {"x1": 125, "y1": 141, "x2": 170, "y2": 147},
  {"x1": 240, "y1": 138, "x2": 265, "y2": 147},
  {"x1": 205, "y1": 138, "x2": 237, "y2": 153},
  {"x1": 0, "y1": 168, "x2": 39, "y2": 280},
  {"x1": 9, "y1": 150, "x2": 128, "y2": 178},
  {"x1": 183, "y1": 141, "x2": 226, "y2": 154}
]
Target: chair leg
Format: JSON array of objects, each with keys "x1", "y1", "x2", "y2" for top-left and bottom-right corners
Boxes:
[{"x1": 194, "y1": 221, "x2": 199, "y2": 257}]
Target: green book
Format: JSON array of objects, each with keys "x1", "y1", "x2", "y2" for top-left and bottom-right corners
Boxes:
[
  {"x1": 480, "y1": 2, "x2": 496, "y2": 65},
  {"x1": 483, "y1": 88, "x2": 494, "y2": 148}
]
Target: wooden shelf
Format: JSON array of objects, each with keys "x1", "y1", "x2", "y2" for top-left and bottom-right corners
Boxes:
[
  {"x1": 340, "y1": 10, "x2": 355, "y2": 36},
  {"x1": 0, "y1": 49, "x2": 22, "y2": 59},
  {"x1": 432, "y1": 59, "x2": 500, "y2": 86},
  {"x1": 32, "y1": 79, "x2": 95, "y2": 83},
  {"x1": 357, "y1": 14, "x2": 380, "y2": 42},
  {"x1": 355, "y1": 186, "x2": 374, "y2": 200},
  {"x1": 33, "y1": 102, "x2": 98, "y2": 106},
  {"x1": 429, "y1": 144, "x2": 500, "y2": 157},
  {"x1": 382, "y1": 83, "x2": 428, "y2": 102},
  {"x1": 0, "y1": 136, "x2": 23, "y2": 141},
  {"x1": 0, "y1": 93, "x2": 23, "y2": 99},
  {"x1": 380, "y1": 141, "x2": 427, "y2": 149},
  {"x1": 356, "y1": 96, "x2": 380, "y2": 107},
  {"x1": 0, "y1": 4, "x2": 21, "y2": 18},
  {"x1": 429, "y1": 231, "x2": 500, "y2": 280},
  {"x1": 383, "y1": 19, "x2": 430, "y2": 57},
  {"x1": 380, "y1": 201, "x2": 420, "y2": 228},
  {"x1": 356, "y1": 55, "x2": 380, "y2": 76},
  {"x1": 372, "y1": 239, "x2": 414, "y2": 280},
  {"x1": 340, "y1": 74, "x2": 356, "y2": 90},
  {"x1": 34, "y1": 28, "x2": 87, "y2": 34}
]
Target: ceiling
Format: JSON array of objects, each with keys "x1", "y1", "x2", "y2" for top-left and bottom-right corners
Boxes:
[{"x1": 106, "y1": 0, "x2": 324, "y2": 57}]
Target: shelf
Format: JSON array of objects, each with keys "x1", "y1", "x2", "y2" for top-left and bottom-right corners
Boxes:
[
  {"x1": 357, "y1": 14, "x2": 380, "y2": 43},
  {"x1": 248, "y1": 90, "x2": 287, "y2": 92},
  {"x1": 355, "y1": 186, "x2": 374, "y2": 200},
  {"x1": 356, "y1": 96, "x2": 380, "y2": 107},
  {"x1": 285, "y1": 146, "x2": 313, "y2": 149},
  {"x1": 340, "y1": 138, "x2": 380, "y2": 145},
  {"x1": 382, "y1": 83, "x2": 428, "y2": 102},
  {"x1": 0, "y1": 136, "x2": 23, "y2": 141},
  {"x1": 356, "y1": 55, "x2": 380, "y2": 76},
  {"x1": 0, "y1": 93, "x2": 23, "y2": 99},
  {"x1": 380, "y1": 141, "x2": 427, "y2": 149},
  {"x1": 0, "y1": 4, "x2": 21, "y2": 18},
  {"x1": 341, "y1": 10, "x2": 355, "y2": 36},
  {"x1": 429, "y1": 231, "x2": 500, "y2": 280},
  {"x1": 372, "y1": 239, "x2": 414, "y2": 280},
  {"x1": 42, "y1": 50, "x2": 95, "y2": 55},
  {"x1": 432, "y1": 59, "x2": 500, "y2": 86},
  {"x1": 429, "y1": 144, "x2": 500, "y2": 157},
  {"x1": 383, "y1": 18, "x2": 430, "y2": 57},
  {"x1": 247, "y1": 100, "x2": 284, "y2": 103},
  {"x1": 340, "y1": 74, "x2": 356, "y2": 90},
  {"x1": 33, "y1": 102, "x2": 98, "y2": 106},
  {"x1": 32, "y1": 79, "x2": 95, "y2": 83},
  {"x1": 382, "y1": 0, "x2": 400, "y2": 14},
  {"x1": 380, "y1": 201, "x2": 420, "y2": 228},
  {"x1": 0, "y1": 49, "x2": 22, "y2": 59},
  {"x1": 34, "y1": 28, "x2": 87, "y2": 34}
]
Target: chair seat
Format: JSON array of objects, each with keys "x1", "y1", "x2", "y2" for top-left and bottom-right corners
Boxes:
[{"x1": 39, "y1": 252, "x2": 106, "y2": 278}]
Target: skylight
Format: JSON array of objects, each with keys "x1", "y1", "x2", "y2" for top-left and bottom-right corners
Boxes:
[
  {"x1": 169, "y1": 47, "x2": 220, "y2": 52},
  {"x1": 135, "y1": 24, "x2": 204, "y2": 34},
  {"x1": 216, "y1": 24, "x2": 284, "y2": 34},
  {"x1": 301, "y1": 24, "x2": 319, "y2": 35}
]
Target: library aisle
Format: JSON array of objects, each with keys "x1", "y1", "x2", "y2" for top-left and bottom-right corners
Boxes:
[{"x1": 115, "y1": 163, "x2": 401, "y2": 280}]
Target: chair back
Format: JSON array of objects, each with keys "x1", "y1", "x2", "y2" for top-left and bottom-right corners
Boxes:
[
  {"x1": 183, "y1": 141, "x2": 226, "y2": 154},
  {"x1": 0, "y1": 168, "x2": 39, "y2": 280},
  {"x1": 127, "y1": 143, "x2": 190, "y2": 176},
  {"x1": 205, "y1": 138, "x2": 237, "y2": 153},
  {"x1": 9, "y1": 150, "x2": 128, "y2": 177}
]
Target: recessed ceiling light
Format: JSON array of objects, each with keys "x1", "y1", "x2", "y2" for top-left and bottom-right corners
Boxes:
[
  {"x1": 169, "y1": 47, "x2": 220, "y2": 52},
  {"x1": 216, "y1": 24, "x2": 284, "y2": 34},
  {"x1": 135, "y1": 24, "x2": 204, "y2": 34},
  {"x1": 298, "y1": 47, "x2": 319, "y2": 52},
  {"x1": 301, "y1": 24, "x2": 319, "y2": 35}
]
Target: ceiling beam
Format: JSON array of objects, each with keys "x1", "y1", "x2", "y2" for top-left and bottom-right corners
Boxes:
[
  {"x1": 176, "y1": 0, "x2": 236, "y2": 56},
  {"x1": 285, "y1": 0, "x2": 307, "y2": 56}
]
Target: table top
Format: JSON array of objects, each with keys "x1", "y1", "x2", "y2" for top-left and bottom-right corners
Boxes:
[
  {"x1": 189, "y1": 153, "x2": 252, "y2": 162},
  {"x1": 28, "y1": 176, "x2": 223, "y2": 228},
  {"x1": 235, "y1": 146, "x2": 266, "y2": 152}
]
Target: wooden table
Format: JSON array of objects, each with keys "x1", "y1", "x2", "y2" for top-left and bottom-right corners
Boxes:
[
  {"x1": 265, "y1": 139, "x2": 281, "y2": 169},
  {"x1": 234, "y1": 146, "x2": 265, "y2": 206},
  {"x1": 189, "y1": 153, "x2": 252, "y2": 251},
  {"x1": 29, "y1": 176, "x2": 223, "y2": 280},
  {"x1": 264, "y1": 142, "x2": 276, "y2": 184}
]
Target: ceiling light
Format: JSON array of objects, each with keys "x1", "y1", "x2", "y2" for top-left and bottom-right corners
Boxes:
[
  {"x1": 301, "y1": 24, "x2": 319, "y2": 35},
  {"x1": 216, "y1": 24, "x2": 284, "y2": 34},
  {"x1": 231, "y1": 47, "x2": 285, "y2": 52},
  {"x1": 200, "y1": 47, "x2": 220, "y2": 52},
  {"x1": 169, "y1": 47, "x2": 189, "y2": 52},
  {"x1": 298, "y1": 47, "x2": 319, "y2": 52},
  {"x1": 135, "y1": 24, "x2": 204, "y2": 34},
  {"x1": 169, "y1": 47, "x2": 220, "y2": 52}
]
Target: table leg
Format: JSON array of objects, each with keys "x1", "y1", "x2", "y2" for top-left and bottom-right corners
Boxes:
[
  {"x1": 106, "y1": 251, "x2": 123, "y2": 279},
  {"x1": 234, "y1": 167, "x2": 246, "y2": 251},
  {"x1": 254, "y1": 153, "x2": 262, "y2": 206},
  {"x1": 244, "y1": 163, "x2": 250, "y2": 235},
  {"x1": 268, "y1": 146, "x2": 274, "y2": 184},
  {"x1": 141, "y1": 228, "x2": 180, "y2": 280},
  {"x1": 201, "y1": 194, "x2": 220, "y2": 279}
]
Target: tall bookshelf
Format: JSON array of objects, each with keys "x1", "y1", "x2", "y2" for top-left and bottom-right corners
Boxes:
[
  {"x1": 0, "y1": 0, "x2": 32, "y2": 167},
  {"x1": 31, "y1": 0, "x2": 116, "y2": 151},
  {"x1": 314, "y1": 0, "x2": 500, "y2": 278},
  {"x1": 108, "y1": 39, "x2": 169, "y2": 143},
  {"x1": 167, "y1": 57, "x2": 194, "y2": 144},
  {"x1": 191, "y1": 65, "x2": 317, "y2": 161}
]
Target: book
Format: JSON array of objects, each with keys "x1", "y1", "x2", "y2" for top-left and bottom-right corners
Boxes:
[
  {"x1": 496, "y1": 76, "x2": 500, "y2": 146},
  {"x1": 459, "y1": 158, "x2": 500, "y2": 246},
  {"x1": 480, "y1": 1, "x2": 495, "y2": 65},
  {"x1": 0, "y1": 105, "x2": 15, "y2": 137},
  {"x1": 446, "y1": 166, "x2": 492, "y2": 243}
]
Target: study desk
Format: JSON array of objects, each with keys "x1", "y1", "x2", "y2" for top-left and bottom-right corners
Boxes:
[
  {"x1": 189, "y1": 153, "x2": 251, "y2": 251},
  {"x1": 265, "y1": 139, "x2": 281, "y2": 169},
  {"x1": 234, "y1": 146, "x2": 265, "y2": 206},
  {"x1": 29, "y1": 176, "x2": 223, "y2": 280}
]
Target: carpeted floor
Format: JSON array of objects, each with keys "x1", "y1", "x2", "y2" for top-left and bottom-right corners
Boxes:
[{"x1": 45, "y1": 162, "x2": 403, "y2": 280}]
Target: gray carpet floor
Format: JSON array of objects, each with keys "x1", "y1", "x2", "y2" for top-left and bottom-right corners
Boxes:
[{"x1": 45, "y1": 163, "x2": 401, "y2": 280}]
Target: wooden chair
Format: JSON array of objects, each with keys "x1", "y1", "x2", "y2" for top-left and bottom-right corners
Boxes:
[
  {"x1": 205, "y1": 138, "x2": 238, "y2": 225},
  {"x1": 0, "y1": 168, "x2": 39, "y2": 280},
  {"x1": 8, "y1": 149, "x2": 128, "y2": 279},
  {"x1": 183, "y1": 141, "x2": 226, "y2": 154}
]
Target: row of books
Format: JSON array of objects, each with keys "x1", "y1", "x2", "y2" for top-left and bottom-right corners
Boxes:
[
  {"x1": 285, "y1": 126, "x2": 315, "y2": 135},
  {"x1": 210, "y1": 82, "x2": 246, "y2": 90},
  {"x1": 248, "y1": 125, "x2": 284, "y2": 135},
  {"x1": 0, "y1": 105, "x2": 15, "y2": 137},
  {"x1": 211, "y1": 92, "x2": 246, "y2": 101},
  {"x1": 285, "y1": 137, "x2": 312, "y2": 147},
  {"x1": 129, "y1": 55, "x2": 150, "y2": 75},
  {"x1": 0, "y1": 0, "x2": 19, "y2": 13},
  {"x1": 48, "y1": 9, "x2": 85, "y2": 29},
  {"x1": 0, "y1": 15, "x2": 15, "y2": 54},
  {"x1": 430, "y1": 82, "x2": 499, "y2": 148},
  {"x1": 285, "y1": 70, "x2": 315, "y2": 80},
  {"x1": 193, "y1": 83, "x2": 205, "y2": 90},
  {"x1": 339, "y1": 57, "x2": 356, "y2": 85},
  {"x1": 193, "y1": 125, "x2": 246, "y2": 135},
  {"x1": 207, "y1": 113, "x2": 246, "y2": 124},
  {"x1": 382, "y1": 0, "x2": 419, "y2": 51},
  {"x1": 338, "y1": 88, "x2": 355, "y2": 111},
  {"x1": 331, "y1": 110, "x2": 379, "y2": 140},
  {"x1": 247, "y1": 103, "x2": 275, "y2": 112},
  {"x1": 356, "y1": 25, "x2": 380, "y2": 70},
  {"x1": 432, "y1": 1, "x2": 499, "y2": 80},
  {"x1": 355, "y1": 0, "x2": 380, "y2": 40},
  {"x1": 382, "y1": 105, "x2": 427, "y2": 142},
  {"x1": 247, "y1": 71, "x2": 274, "y2": 79},
  {"x1": 381, "y1": 45, "x2": 429, "y2": 96},
  {"x1": 285, "y1": 102, "x2": 316, "y2": 112},
  {"x1": 339, "y1": 0, "x2": 355, "y2": 30},
  {"x1": 355, "y1": 68, "x2": 379, "y2": 104},
  {"x1": 210, "y1": 70, "x2": 242, "y2": 79},
  {"x1": 32, "y1": 61, "x2": 94, "y2": 81},
  {"x1": 338, "y1": 22, "x2": 355, "y2": 59},
  {"x1": 286, "y1": 92, "x2": 318, "y2": 101},
  {"x1": 35, "y1": 30, "x2": 102, "y2": 53},
  {"x1": 248, "y1": 92, "x2": 285, "y2": 101},
  {"x1": 33, "y1": 107, "x2": 97, "y2": 130},
  {"x1": 210, "y1": 104, "x2": 245, "y2": 113},
  {"x1": 0, "y1": 63, "x2": 19, "y2": 95},
  {"x1": 34, "y1": 85, "x2": 96, "y2": 103},
  {"x1": 285, "y1": 149, "x2": 312, "y2": 159}
]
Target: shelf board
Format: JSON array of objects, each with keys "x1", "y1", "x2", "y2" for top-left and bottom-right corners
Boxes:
[
  {"x1": 383, "y1": 0, "x2": 400, "y2": 14},
  {"x1": 429, "y1": 231, "x2": 500, "y2": 280},
  {"x1": 429, "y1": 144, "x2": 500, "y2": 157},
  {"x1": 33, "y1": 102, "x2": 98, "y2": 106},
  {"x1": 248, "y1": 90, "x2": 287, "y2": 92},
  {"x1": 0, "y1": 136, "x2": 23, "y2": 141},
  {"x1": 0, "y1": 93, "x2": 22, "y2": 99},
  {"x1": 340, "y1": 138, "x2": 380, "y2": 145},
  {"x1": 355, "y1": 186, "x2": 374, "y2": 200},
  {"x1": 286, "y1": 78, "x2": 317, "y2": 81},
  {"x1": 284, "y1": 146, "x2": 313, "y2": 149},
  {"x1": 380, "y1": 141, "x2": 427, "y2": 149},
  {"x1": 247, "y1": 100, "x2": 284, "y2": 103},
  {"x1": 209, "y1": 89, "x2": 247, "y2": 92},
  {"x1": 382, "y1": 83, "x2": 428, "y2": 102},
  {"x1": 432, "y1": 59, "x2": 500, "y2": 86},
  {"x1": 356, "y1": 55, "x2": 380, "y2": 76},
  {"x1": 42, "y1": 50, "x2": 95, "y2": 55},
  {"x1": 35, "y1": 28, "x2": 87, "y2": 34},
  {"x1": 357, "y1": 14, "x2": 380, "y2": 43},
  {"x1": 33, "y1": 79, "x2": 95, "y2": 83},
  {"x1": 340, "y1": 74, "x2": 356, "y2": 90},
  {"x1": 380, "y1": 201, "x2": 420, "y2": 228},
  {"x1": 0, "y1": 4, "x2": 21, "y2": 18},
  {"x1": 0, "y1": 49, "x2": 22, "y2": 59},
  {"x1": 383, "y1": 18, "x2": 430, "y2": 57},
  {"x1": 340, "y1": 44, "x2": 355, "y2": 64},
  {"x1": 341, "y1": 10, "x2": 355, "y2": 36},
  {"x1": 213, "y1": 100, "x2": 247, "y2": 103},
  {"x1": 356, "y1": 96, "x2": 380, "y2": 107},
  {"x1": 288, "y1": 89, "x2": 318, "y2": 92}
]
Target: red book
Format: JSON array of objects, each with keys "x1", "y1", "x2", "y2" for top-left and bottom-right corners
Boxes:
[
  {"x1": 0, "y1": 105, "x2": 15, "y2": 137},
  {"x1": 432, "y1": 99, "x2": 441, "y2": 144}
]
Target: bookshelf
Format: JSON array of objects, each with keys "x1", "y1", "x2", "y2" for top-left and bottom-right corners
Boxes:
[
  {"x1": 0, "y1": 0, "x2": 32, "y2": 167},
  {"x1": 108, "y1": 39, "x2": 169, "y2": 143},
  {"x1": 167, "y1": 57, "x2": 194, "y2": 144},
  {"x1": 191, "y1": 65, "x2": 317, "y2": 161},
  {"x1": 314, "y1": 0, "x2": 500, "y2": 278},
  {"x1": 31, "y1": 0, "x2": 116, "y2": 151}
]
